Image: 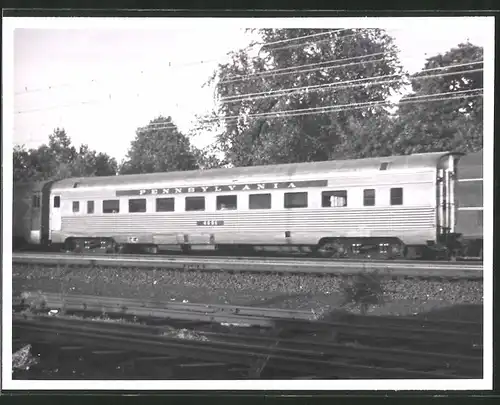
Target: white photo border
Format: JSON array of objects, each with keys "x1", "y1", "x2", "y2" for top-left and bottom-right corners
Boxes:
[{"x1": 2, "y1": 15, "x2": 495, "y2": 391}]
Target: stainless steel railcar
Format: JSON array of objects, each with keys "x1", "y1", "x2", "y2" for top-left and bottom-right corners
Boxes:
[{"x1": 13, "y1": 151, "x2": 480, "y2": 260}]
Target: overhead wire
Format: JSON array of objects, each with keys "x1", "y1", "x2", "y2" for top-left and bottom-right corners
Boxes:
[
  {"x1": 163, "y1": 29, "x2": 348, "y2": 70},
  {"x1": 255, "y1": 29, "x2": 361, "y2": 53},
  {"x1": 15, "y1": 89, "x2": 483, "y2": 142},
  {"x1": 13, "y1": 28, "x2": 387, "y2": 97},
  {"x1": 220, "y1": 61, "x2": 483, "y2": 102},
  {"x1": 15, "y1": 48, "x2": 387, "y2": 97},
  {"x1": 14, "y1": 29, "x2": 483, "y2": 141},
  {"x1": 218, "y1": 52, "x2": 396, "y2": 84},
  {"x1": 14, "y1": 61, "x2": 482, "y2": 117},
  {"x1": 136, "y1": 88, "x2": 483, "y2": 132}
]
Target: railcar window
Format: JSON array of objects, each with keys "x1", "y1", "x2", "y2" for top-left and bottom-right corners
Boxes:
[
  {"x1": 185, "y1": 196, "x2": 205, "y2": 211},
  {"x1": 363, "y1": 189, "x2": 375, "y2": 206},
  {"x1": 72, "y1": 201, "x2": 80, "y2": 213},
  {"x1": 156, "y1": 197, "x2": 175, "y2": 212},
  {"x1": 322, "y1": 190, "x2": 347, "y2": 207},
  {"x1": 249, "y1": 193, "x2": 272, "y2": 210},
  {"x1": 390, "y1": 188, "x2": 403, "y2": 205},
  {"x1": 129, "y1": 198, "x2": 147, "y2": 213},
  {"x1": 103, "y1": 199, "x2": 120, "y2": 214},
  {"x1": 284, "y1": 192, "x2": 308, "y2": 208},
  {"x1": 217, "y1": 195, "x2": 237, "y2": 210},
  {"x1": 54, "y1": 196, "x2": 60, "y2": 208},
  {"x1": 32, "y1": 195, "x2": 40, "y2": 208},
  {"x1": 87, "y1": 201, "x2": 95, "y2": 214}
]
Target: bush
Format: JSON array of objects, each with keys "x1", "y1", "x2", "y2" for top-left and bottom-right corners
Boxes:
[{"x1": 340, "y1": 270, "x2": 384, "y2": 315}]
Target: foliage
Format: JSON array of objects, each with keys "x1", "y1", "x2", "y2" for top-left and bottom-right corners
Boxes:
[
  {"x1": 192, "y1": 143, "x2": 228, "y2": 170},
  {"x1": 205, "y1": 28, "x2": 404, "y2": 166},
  {"x1": 120, "y1": 116, "x2": 199, "y2": 174},
  {"x1": 392, "y1": 43, "x2": 483, "y2": 154},
  {"x1": 341, "y1": 270, "x2": 384, "y2": 315},
  {"x1": 13, "y1": 128, "x2": 118, "y2": 183}
]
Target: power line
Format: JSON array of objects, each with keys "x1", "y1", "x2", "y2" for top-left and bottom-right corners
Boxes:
[
  {"x1": 218, "y1": 52, "x2": 396, "y2": 84},
  {"x1": 137, "y1": 89, "x2": 482, "y2": 132},
  {"x1": 14, "y1": 63, "x2": 483, "y2": 116},
  {"x1": 166, "y1": 30, "x2": 349, "y2": 69},
  {"x1": 15, "y1": 90, "x2": 482, "y2": 142},
  {"x1": 219, "y1": 61, "x2": 483, "y2": 102},
  {"x1": 256, "y1": 29, "x2": 362, "y2": 53},
  {"x1": 15, "y1": 48, "x2": 388, "y2": 97},
  {"x1": 13, "y1": 30, "x2": 342, "y2": 96},
  {"x1": 214, "y1": 89, "x2": 483, "y2": 121},
  {"x1": 155, "y1": 29, "x2": 361, "y2": 70},
  {"x1": 250, "y1": 29, "x2": 344, "y2": 49},
  {"x1": 220, "y1": 67, "x2": 484, "y2": 105},
  {"x1": 13, "y1": 28, "x2": 399, "y2": 97},
  {"x1": 14, "y1": 97, "x2": 109, "y2": 114}
]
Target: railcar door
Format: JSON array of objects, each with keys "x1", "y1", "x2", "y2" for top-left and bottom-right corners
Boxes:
[
  {"x1": 50, "y1": 194, "x2": 62, "y2": 238},
  {"x1": 436, "y1": 154, "x2": 460, "y2": 240},
  {"x1": 30, "y1": 192, "x2": 42, "y2": 243}
]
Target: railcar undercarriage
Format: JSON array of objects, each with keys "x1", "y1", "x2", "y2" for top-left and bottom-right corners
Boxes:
[{"x1": 44, "y1": 235, "x2": 471, "y2": 261}]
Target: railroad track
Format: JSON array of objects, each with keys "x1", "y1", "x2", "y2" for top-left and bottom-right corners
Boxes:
[
  {"x1": 12, "y1": 292, "x2": 483, "y2": 379},
  {"x1": 12, "y1": 252, "x2": 483, "y2": 279}
]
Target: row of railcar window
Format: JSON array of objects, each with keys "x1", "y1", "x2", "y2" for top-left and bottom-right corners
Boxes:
[{"x1": 62, "y1": 187, "x2": 404, "y2": 214}]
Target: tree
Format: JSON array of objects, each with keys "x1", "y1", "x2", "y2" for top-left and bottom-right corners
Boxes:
[
  {"x1": 72, "y1": 144, "x2": 118, "y2": 177},
  {"x1": 13, "y1": 145, "x2": 38, "y2": 182},
  {"x1": 204, "y1": 28, "x2": 404, "y2": 166},
  {"x1": 13, "y1": 128, "x2": 118, "y2": 182},
  {"x1": 120, "y1": 116, "x2": 199, "y2": 174},
  {"x1": 392, "y1": 43, "x2": 483, "y2": 154}
]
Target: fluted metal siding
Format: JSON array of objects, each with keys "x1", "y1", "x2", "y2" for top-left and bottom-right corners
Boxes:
[{"x1": 55, "y1": 207, "x2": 436, "y2": 245}]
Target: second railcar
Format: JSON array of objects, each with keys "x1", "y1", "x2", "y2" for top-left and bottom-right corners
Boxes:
[{"x1": 454, "y1": 150, "x2": 483, "y2": 258}]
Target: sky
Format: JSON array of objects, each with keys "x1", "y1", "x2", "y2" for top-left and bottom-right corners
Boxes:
[{"x1": 8, "y1": 17, "x2": 493, "y2": 163}]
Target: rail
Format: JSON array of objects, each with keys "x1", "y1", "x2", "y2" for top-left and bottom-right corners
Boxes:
[
  {"x1": 13, "y1": 293, "x2": 483, "y2": 379},
  {"x1": 12, "y1": 252, "x2": 483, "y2": 279}
]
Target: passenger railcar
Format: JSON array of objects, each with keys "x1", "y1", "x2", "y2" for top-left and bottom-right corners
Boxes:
[
  {"x1": 13, "y1": 151, "x2": 475, "y2": 260},
  {"x1": 454, "y1": 150, "x2": 483, "y2": 259}
]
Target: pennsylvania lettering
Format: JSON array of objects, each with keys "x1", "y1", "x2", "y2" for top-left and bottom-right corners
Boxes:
[{"x1": 116, "y1": 180, "x2": 327, "y2": 197}]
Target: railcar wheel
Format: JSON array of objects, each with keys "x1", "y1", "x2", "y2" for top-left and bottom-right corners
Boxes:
[{"x1": 387, "y1": 243, "x2": 403, "y2": 259}]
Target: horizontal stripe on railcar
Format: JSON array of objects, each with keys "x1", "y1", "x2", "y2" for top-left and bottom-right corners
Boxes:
[
  {"x1": 60, "y1": 208, "x2": 435, "y2": 225},
  {"x1": 61, "y1": 207, "x2": 436, "y2": 217}
]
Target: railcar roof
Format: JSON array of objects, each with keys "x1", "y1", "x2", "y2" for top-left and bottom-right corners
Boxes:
[{"x1": 52, "y1": 151, "x2": 456, "y2": 190}]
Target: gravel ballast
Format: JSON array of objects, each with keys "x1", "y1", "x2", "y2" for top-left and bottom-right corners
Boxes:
[{"x1": 12, "y1": 264, "x2": 483, "y2": 319}]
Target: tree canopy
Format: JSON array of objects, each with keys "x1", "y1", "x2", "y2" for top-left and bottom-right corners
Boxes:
[
  {"x1": 202, "y1": 31, "x2": 483, "y2": 166},
  {"x1": 13, "y1": 128, "x2": 117, "y2": 183},
  {"x1": 391, "y1": 42, "x2": 483, "y2": 154},
  {"x1": 119, "y1": 116, "x2": 199, "y2": 174},
  {"x1": 204, "y1": 28, "x2": 405, "y2": 166},
  {"x1": 13, "y1": 35, "x2": 484, "y2": 182}
]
